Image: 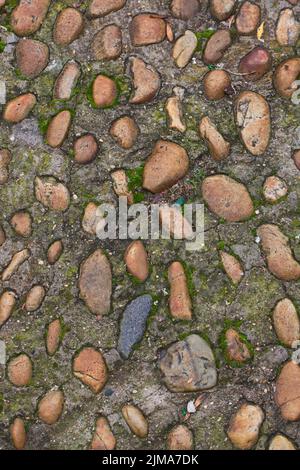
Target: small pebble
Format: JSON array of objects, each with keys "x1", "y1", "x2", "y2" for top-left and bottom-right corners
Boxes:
[
  {"x1": 73, "y1": 347, "x2": 108, "y2": 393},
  {"x1": 110, "y1": 116, "x2": 139, "y2": 149},
  {"x1": 167, "y1": 424, "x2": 194, "y2": 450},
  {"x1": 74, "y1": 134, "x2": 98, "y2": 164},
  {"x1": 122, "y1": 404, "x2": 148, "y2": 438},
  {"x1": 53, "y1": 8, "x2": 84, "y2": 46},
  {"x1": 92, "y1": 75, "x2": 118, "y2": 108},
  {"x1": 10, "y1": 417, "x2": 27, "y2": 450},
  {"x1": 47, "y1": 240, "x2": 64, "y2": 265},
  {"x1": 263, "y1": 176, "x2": 288, "y2": 203},
  {"x1": 38, "y1": 389, "x2": 64, "y2": 425},
  {"x1": 10, "y1": 211, "x2": 32, "y2": 237},
  {"x1": 7, "y1": 354, "x2": 32, "y2": 387}
]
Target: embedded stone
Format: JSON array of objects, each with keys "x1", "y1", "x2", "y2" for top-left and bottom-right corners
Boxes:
[
  {"x1": 276, "y1": 8, "x2": 299, "y2": 46},
  {"x1": 74, "y1": 134, "x2": 98, "y2": 164},
  {"x1": 199, "y1": 116, "x2": 230, "y2": 161},
  {"x1": 210, "y1": 0, "x2": 236, "y2": 21},
  {"x1": 170, "y1": 0, "x2": 200, "y2": 20},
  {"x1": 47, "y1": 240, "x2": 63, "y2": 265},
  {"x1": 203, "y1": 70, "x2": 231, "y2": 100},
  {"x1": 235, "y1": 91, "x2": 271, "y2": 156},
  {"x1": 220, "y1": 251, "x2": 244, "y2": 284},
  {"x1": 263, "y1": 176, "x2": 288, "y2": 203},
  {"x1": 129, "y1": 57, "x2": 161, "y2": 104},
  {"x1": 168, "y1": 261, "x2": 192, "y2": 320},
  {"x1": 273, "y1": 298, "x2": 300, "y2": 347},
  {"x1": 11, "y1": 0, "x2": 50, "y2": 36},
  {"x1": 10, "y1": 211, "x2": 32, "y2": 237},
  {"x1": 73, "y1": 347, "x2": 108, "y2": 393},
  {"x1": 3, "y1": 93, "x2": 36, "y2": 123},
  {"x1": 88, "y1": 0, "x2": 126, "y2": 18},
  {"x1": 0, "y1": 291, "x2": 16, "y2": 328},
  {"x1": 35, "y1": 176, "x2": 70, "y2": 212},
  {"x1": 143, "y1": 140, "x2": 189, "y2": 193},
  {"x1": 82, "y1": 202, "x2": 98, "y2": 235},
  {"x1": 130, "y1": 14, "x2": 166, "y2": 46},
  {"x1": 158, "y1": 334, "x2": 217, "y2": 392},
  {"x1": 172, "y1": 30, "x2": 197, "y2": 68},
  {"x1": 202, "y1": 175, "x2": 254, "y2": 222},
  {"x1": 79, "y1": 249, "x2": 112, "y2": 316},
  {"x1": 53, "y1": 8, "x2": 84, "y2": 46},
  {"x1": 110, "y1": 116, "x2": 139, "y2": 149},
  {"x1": 275, "y1": 361, "x2": 300, "y2": 421},
  {"x1": 0, "y1": 149, "x2": 11, "y2": 185},
  {"x1": 117, "y1": 295, "x2": 153, "y2": 359},
  {"x1": 273, "y1": 58, "x2": 300, "y2": 98},
  {"x1": 90, "y1": 416, "x2": 116, "y2": 450},
  {"x1": 92, "y1": 75, "x2": 118, "y2": 108},
  {"x1": 269, "y1": 434, "x2": 296, "y2": 450},
  {"x1": 7, "y1": 354, "x2": 32, "y2": 387},
  {"x1": 203, "y1": 30, "x2": 231, "y2": 64},
  {"x1": 227, "y1": 403, "x2": 264, "y2": 449},
  {"x1": 257, "y1": 224, "x2": 300, "y2": 281},
  {"x1": 92, "y1": 24, "x2": 122, "y2": 61},
  {"x1": 38, "y1": 390, "x2": 64, "y2": 425},
  {"x1": 122, "y1": 405, "x2": 148, "y2": 438},
  {"x1": 238, "y1": 47, "x2": 272, "y2": 81},
  {"x1": 293, "y1": 149, "x2": 300, "y2": 170},
  {"x1": 16, "y1": 39, "x2": 49, "y2": 78},
  {"x1": 166, "y1": 23, "x2": 174, "y2": 42},
  {"x1": 124, "y1": 241, "x2": 149, "y2": 282},
  {"x1": 166, "y1": 91, "x2": 186, "y2": 132},
  {"x1": 46, "y1": 319, "x2": 62, "y2": 356},
  {"x1": 46, "y1": 110, "x2": 72, "y2": 148},
  {"x1": 111, "y1": 170, "x2": 133, "y2": 204},
  {"x1": 159, "y1": 205, "x2": 194, "y2": 241},
  {"x1": 167, "y1": 425, "x2": 194, "y2": 450},
  {"x1": 53, "y1": 61, "x2": 81, "y2": 100},
  {"x1": 25, "y1": 285, "x2": 45, "y2": 312},
  {"x1": 2, "y1": 249, "x2": 30, "y2": 282},
  {"x1": 10, "y1": 417, "x2": 26, "y2": 450},
  {"x1": 225, "y1": 329, "x2": 251, "y2": 363},
  {"x1": 0, "y1": 225, "x2": 5, "y2": 246},
  {"x1": 236, "y1": 1, "x2": 261, "y2": 35}
]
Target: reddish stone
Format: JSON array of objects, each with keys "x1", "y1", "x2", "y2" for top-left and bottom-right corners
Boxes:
[{"x1": 16, "y1": 39, "x2": 49, "y2": 78}]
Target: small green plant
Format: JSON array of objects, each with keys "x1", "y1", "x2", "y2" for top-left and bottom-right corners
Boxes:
[
  {"x1": 14, "y1": 68, "x2": 27, "y2": 80},
  {"x1": 180, "y1": 260, "x2": 196, "y2": 298},
  {"x1": 126, "y1": 165, "x2": 145, "y2": 203},
  {"x1": 195, "y1": 29, "x2": 215, "y2": 51},
  {"x1": 4, "y1": 0, "x2": 18, "y2": 13},
  {"x1": 217, "y1": 240, "x2": 226, "y2": 251},
  {"x1": 187, "y1": 168, "x2": 206, "y2": 188},
  {"x1": 0, "y1": 39, "x2": 6, "y2": 53},
  {"x1": 126, "y1": 165, "x2": 144, "y2": 191},
  {"x1": 38, "y1": 117, "x2": 49, "y2": 135}
]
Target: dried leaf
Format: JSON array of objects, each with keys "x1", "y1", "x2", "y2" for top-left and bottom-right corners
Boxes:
[
  {"x1": 257, "y1": 21, "x2": 265, "y2": 41},
  {"x1": 195, "y1": 394, "x2": 206, "y2": 408}
]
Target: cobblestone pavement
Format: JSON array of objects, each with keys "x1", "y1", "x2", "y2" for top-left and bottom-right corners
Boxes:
[{"x1": 1, "y1": 0, "x2": 300, "y2": 451}]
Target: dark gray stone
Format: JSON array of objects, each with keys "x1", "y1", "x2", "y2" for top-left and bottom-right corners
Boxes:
[{"x1": 117, "y1": 294, "x2": 153, "y2": 359}]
